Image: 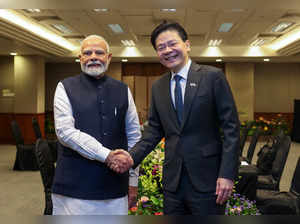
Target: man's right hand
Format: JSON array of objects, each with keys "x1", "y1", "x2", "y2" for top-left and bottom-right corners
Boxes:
[{"x1": 105, "y1": 149, "x2": 133, "y2": 173}]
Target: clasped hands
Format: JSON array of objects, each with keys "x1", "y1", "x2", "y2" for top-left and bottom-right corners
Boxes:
[{"x1": 105, "y1": 149, "x2": 133, "y2": 173}]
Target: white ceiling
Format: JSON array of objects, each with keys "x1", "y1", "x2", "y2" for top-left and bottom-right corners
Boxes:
[{"x1": 2, "y1": 1, "x2": 300, "y2": 62}]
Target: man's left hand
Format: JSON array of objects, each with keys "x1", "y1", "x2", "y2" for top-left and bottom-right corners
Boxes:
[
  {"x1": 215, "y1": 178, "x2": 234, "y2": 204},
  {"x1": 128, "y1": 186, "x2": 138, "y2": 209}
]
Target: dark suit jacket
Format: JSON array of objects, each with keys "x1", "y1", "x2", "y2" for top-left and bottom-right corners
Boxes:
[{"x1": 130, "y1": 62, "x2": 240, "y2": 193}]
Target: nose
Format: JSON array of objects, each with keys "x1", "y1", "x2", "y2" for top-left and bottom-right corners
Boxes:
[
  {"x1": 90, "y1": 52, "x2": 99, "y2": 61},
  {"x1": 163, "y1": 46, "x2": 172, "y2": 54},
  {"x1": 92, "y1": 51, "x2": 97, "y2": 56}
]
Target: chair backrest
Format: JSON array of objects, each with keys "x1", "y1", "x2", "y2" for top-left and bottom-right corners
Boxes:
[
  {"x1": 240, "y1": 122, "x2": 252, "y2": 155},
  {"x1": 271, "y1": 135, "x2": 291, "y2": 185},
  {"x1": 276, "y1": 129, "x2": 285, "y2": 141},
  {"x1": 256, "y1": 131, "x2": 286, "y2": 169},
  {"x1": 35, "y1": 138, "x2": 55, "y2": 190},
  {"x1": 246, "y1": 129, "x2": 260, "y2": 164},
  {"x1": 11, "y1": 120, "x2": 24, "y2": 145},
  {"x1": 290, "y1": 157, "x2": 300, "y2": 197},
  {"x1": 271, "y1": 129, "x2": 285, "y2": 150},
  {"x1": 32, "y1": 117, "x2": 42, "y2": 139}
]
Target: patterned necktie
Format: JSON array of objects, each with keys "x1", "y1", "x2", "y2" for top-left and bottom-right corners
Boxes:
[{"x1": 174, "y1": 75, "x2": 183, "y2": 125}]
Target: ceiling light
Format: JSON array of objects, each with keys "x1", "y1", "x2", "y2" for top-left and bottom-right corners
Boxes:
[
  {"x1": 161, "y1": 9, "x2": 176, "y2": 12},
  {"x1": 122, "y1": 59, "x2": 128, "y2": 62},
  {"x1": 93, "y1": 9, "x2": 108, "y2": 12},
  {"x1": 271, "y1": 22, "x2": 294, "y2": 33},
  {"x1": 251, "y1": 35, "x2": 277, "y2": 46},
  {"x1": 121, "y1": 40, "x2": 135, "y2": 47},
  {"x1": 108, "y1": 24, "x2": 124, "y2": 34},
  {"x1": 0, "y1": 9, "x2": 77, "y2": 51},
  {"x1": 51, "y1": 24, "x2": 73, "y2": 34},
  {"x1": 10, "y1": 52, "x2": 17, "y2": 56},
  {"x1": 216, "y1": 59, "x2": 222, "y2": 62},
  {"x1": 263, "y1": 58, "x2": 270, "y2": 62},
  {"x1": 218, "y1": 23, "x2": 233, "y2": 32},
  {"x1": 251, "y1": 38, "x2": 265, "y2": 46},
  {"x1": 129, "y1": 40, "x2": 135, "y2": 46},
  {"x1": 75, "y1": 59, "x2": 80, "y2": 62},
  {"x1": 23, "y1": 9, "x2": 41, "y2": 13},
  {"x1": 208, "y1": 39, "x2": 222, "y2": 47},
  {"x1": 269, "y1": 27, "x2": 300, "y2": 51}
]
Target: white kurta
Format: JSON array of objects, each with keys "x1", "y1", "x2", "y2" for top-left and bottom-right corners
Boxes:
[{"x1": 52, "y1": 81, "x2": 141, "y2": 215}]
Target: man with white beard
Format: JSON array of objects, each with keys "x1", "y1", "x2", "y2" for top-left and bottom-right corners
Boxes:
[{"x1": 51, "y1": 35, "x2": 141, "y2": 215}]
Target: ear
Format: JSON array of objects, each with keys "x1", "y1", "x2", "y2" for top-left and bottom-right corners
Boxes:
[
  {"x1": 107, "y1": 52, "x2": 112, "y2": 63},
  {"x1": 185, "y1": 40, "x2": 191, "y2": 52},
  {"x1": 78, "y1": 53, "x2": 83, "y2": 63}
]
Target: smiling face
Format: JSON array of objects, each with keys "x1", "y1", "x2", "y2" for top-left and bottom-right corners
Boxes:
[
  {"x1": 79, "y1": 36, "x2": 112, "y2": 77},
  {"x1": 155, "y1": 30, "x2": 190, "y2": 73}
]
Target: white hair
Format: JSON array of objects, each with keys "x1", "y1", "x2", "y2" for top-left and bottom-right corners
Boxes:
[{"x1": 81, "y1": 35, "x2": 110, "y2": 53}]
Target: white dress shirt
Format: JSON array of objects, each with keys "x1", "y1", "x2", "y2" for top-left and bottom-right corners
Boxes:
[
  {"x1": 170, "y1": 59, "x2": 192, "y2": 106},
  {"x1": 52, "y1": 80, "x2": 141, "y2": 215}
]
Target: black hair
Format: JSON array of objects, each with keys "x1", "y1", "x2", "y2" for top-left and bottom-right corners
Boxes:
[{"x1": 150, "y1": 21, "x2": 188, "y2": 50}]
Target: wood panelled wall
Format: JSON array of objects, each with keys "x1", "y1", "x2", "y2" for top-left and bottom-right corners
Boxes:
[
  {"x1": 122, "y1": 63, "x2": 167, "y2": 122},
  {"x1": 0, "y1": 113, "x2": 14, "y2": 144},
  {"x1": 0, "y1": 113, "x2": 45, "y2": 144}
]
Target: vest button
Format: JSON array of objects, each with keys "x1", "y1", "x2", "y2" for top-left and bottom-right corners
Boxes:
[
  {"x1": 100, "y1": 100, "x2": 104, "y2": 104},
  {"x1": 103, "y1": 132, "x2": 107, "y2": 136},
  {"x1": 102, "y1": 115, "x2": 106, "y2": 119}
]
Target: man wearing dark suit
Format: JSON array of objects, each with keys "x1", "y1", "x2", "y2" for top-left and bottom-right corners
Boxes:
[{"x1": 110, "y1": 21, "x2": 240, "y2": 215}]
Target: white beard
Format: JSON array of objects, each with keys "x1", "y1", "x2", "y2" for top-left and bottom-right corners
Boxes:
[{"x1": 81, "y1": 60, "x2": 107, "y2": 77}]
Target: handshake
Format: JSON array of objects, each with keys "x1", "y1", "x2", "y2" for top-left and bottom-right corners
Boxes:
[{"x1": 105, "y1": 149, "x2": 133, "y2": 173}]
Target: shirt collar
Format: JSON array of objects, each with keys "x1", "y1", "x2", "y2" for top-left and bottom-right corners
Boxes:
[{"x1": 171, "y1": 59, "x2": 192, "y2": 81}]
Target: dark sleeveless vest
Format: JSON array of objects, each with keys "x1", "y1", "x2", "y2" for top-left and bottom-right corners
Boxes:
[{"x1": 52, "y1": 73, "x2": 129, "y2": 200}]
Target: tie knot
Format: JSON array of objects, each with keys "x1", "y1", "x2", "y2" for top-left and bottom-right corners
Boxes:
[{"x1": 174, "y1": 75, "x2": 181, "y2": 83}]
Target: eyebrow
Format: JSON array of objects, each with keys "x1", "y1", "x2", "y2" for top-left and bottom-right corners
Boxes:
[
  {"x1": 157, "y1": 40, "x2": 178, "y2": 47},
  {"x1": 82, "y1": 49, "x2": 106, "y2": 54}
]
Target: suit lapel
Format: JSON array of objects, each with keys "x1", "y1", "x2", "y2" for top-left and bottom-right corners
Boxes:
[{"x1": 181, "y1": 62, "x2": 203, "y2": 129}]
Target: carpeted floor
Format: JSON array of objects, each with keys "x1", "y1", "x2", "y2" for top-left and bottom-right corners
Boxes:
[
  {"x1": 0, "y1": 144, "x2": 43, "y2": 215},
  {"x1": 0, "y1": 140, "x2": 300, "y2": 215}
]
